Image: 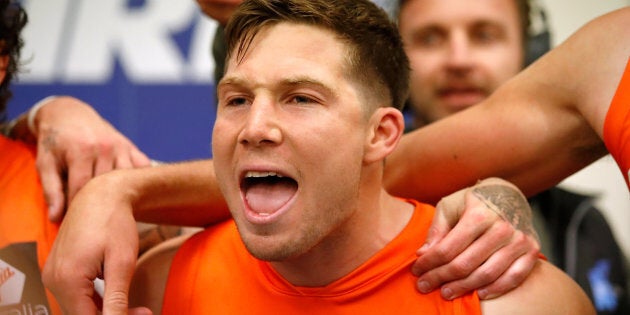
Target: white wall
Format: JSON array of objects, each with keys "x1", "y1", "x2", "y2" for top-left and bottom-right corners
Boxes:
[{"x1": 536, "y1": 0, "x2": 630, "y2": 259}]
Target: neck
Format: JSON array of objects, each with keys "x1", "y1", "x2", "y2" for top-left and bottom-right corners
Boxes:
[{"x1": 270, "y1": 189, "x2": 414, "y2": 287}]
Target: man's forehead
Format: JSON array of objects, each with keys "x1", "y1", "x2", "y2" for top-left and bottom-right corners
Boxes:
[
  {"x1": 401, "y1": 0, "x2": 520, "y2": 28},
  {"x1": 220, "y1": 24, "x2": 347, "y2": 92},
  {"x1": 227, "y1": 22, "x2": 346, "y2": 69}
]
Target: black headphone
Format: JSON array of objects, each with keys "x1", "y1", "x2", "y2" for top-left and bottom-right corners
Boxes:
[{"x1": 525, "y1": 0, "x2": 552, "y2": 66}]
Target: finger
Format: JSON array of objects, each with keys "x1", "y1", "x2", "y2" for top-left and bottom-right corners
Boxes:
[
  {"x1": 42, "y1": 259, "x2": 101, "y2": 315},
  {"x1": 36, "y1": 151, "x2": 67, "y2": 222},
  {"x1": 412, "y1": 204, "x2": 494, "y2": 278},
  {"x1": 66, "y1": 154, "x2": 96, "y2": 203},
  {"x1": 60, "y1": 280, "x2": 101, "y2": 315},
  {"x1": 93, "y1": 145, "x2": 115, "y2": 176},
  {"x1": 129, "y1": 307, "x2": 154, "y2": 315},
  {"x1": 438, "y1": 230, "x2": 535, "y2": 300},
  {"x1": 114, "y1": 145, "x2": 150, "y2": 171},
  {"x1": 129, "y1": 148, "x2": 151, "y2": 168},
  {"x1": 416, "y1": 202, "x2": 453, "y2": 256},
  {"x1": 114, "y1": 153, "x2": 134, "y2": 170},
  {"x1": 411, "y1": 210, "x2": 452, "y2": 277},
  {"x1": 102, "y1": 247, "x2": 138, "y2": 315},
  {"x1": 415, "y1": 220, "x2": 512, "y2": 293},
  {"x1": 415, "y1": 187, "x2": 487, "y2": 259},
  {"x1": 476, "y1": 246, "x2": 540, "y2": 299}
]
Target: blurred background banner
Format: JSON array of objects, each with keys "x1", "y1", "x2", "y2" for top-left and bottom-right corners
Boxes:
[{"x1": 9, "y1": 0, "x2": 219, "y2": 162}]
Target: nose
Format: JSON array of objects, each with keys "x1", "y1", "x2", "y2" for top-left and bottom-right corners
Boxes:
[
  {"x1": 237, "y1": 98, "x2": 282, "y2": 147},
  {"x1": 445, "y1": 31, "x2": 473, "y2": 69}
]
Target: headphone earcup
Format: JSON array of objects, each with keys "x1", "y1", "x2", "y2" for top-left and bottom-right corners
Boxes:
[
  {"x1": 525, "y1": 29, "x2": 551, "y2": 65},
  {"x1": 524, "y1": 4, "x2": 552, "y2": 66}
]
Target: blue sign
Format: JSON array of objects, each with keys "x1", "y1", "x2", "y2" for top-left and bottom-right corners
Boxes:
[{"x1": 9, "y1": 0, "x2": 220, "y2": 162}]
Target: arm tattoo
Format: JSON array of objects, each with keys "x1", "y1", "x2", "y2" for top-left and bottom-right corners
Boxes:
[{"x1": 472, "y1": 185, "x2": 539, "y2": 240}]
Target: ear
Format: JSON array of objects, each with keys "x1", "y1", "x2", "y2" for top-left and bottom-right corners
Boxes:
[{"x1": 363, "y1": 107, "x2": 405, "y2": 164}]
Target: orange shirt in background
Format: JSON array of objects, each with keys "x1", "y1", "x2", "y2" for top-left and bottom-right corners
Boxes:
[{"x1": 0, "y1": 135, "x2": 60, "y2": 315}]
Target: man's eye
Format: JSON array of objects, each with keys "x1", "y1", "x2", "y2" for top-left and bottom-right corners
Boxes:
[
  {"x1": 291, "y1": 95, "x2": 314, "y2": 104},
  {"x1": 475, "y1": 31, "x2": 495, "y2": 43},
  {"x1": 411, "y1": 29, "x2": 445, "y2": 48},
  {"x1": 472, "y1": 27, "x2": 503, "y2": 45},
  {"x1": 226, "y1": 97, "x2": 248, "y2": 106},
  {"x1": 420, "y1": 33, "x2": 442, "y2": 47}
]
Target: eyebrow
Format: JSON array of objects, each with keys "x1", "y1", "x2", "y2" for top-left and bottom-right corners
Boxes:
[
  {"x1": 217, "y1": 76, "x2": 246, "y2": 90},
  {"x1": 412, "y1": 17, "x2": 507, "y2": 31},
  {"x1": 281, "y1": 77, "x2": 337, "y2": 97},
  {"x1": 218, "y1": 75, "x2": 338, "y2": 99},
  {"x1": 471, "y1": 20, "x2": 508, "y2": 31}
]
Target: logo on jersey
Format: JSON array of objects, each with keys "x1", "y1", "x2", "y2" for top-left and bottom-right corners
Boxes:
[
  {"x1": 0, "y1": 243, "x2": 51, "y2": 314},
  {"x1": 0, "y1": 259, "x2": 25, "y2": 306}
]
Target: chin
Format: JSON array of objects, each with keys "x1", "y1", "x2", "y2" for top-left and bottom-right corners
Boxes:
[
  {"x1": 244, "y1": 238, "x2": 300, "y2": 262},
  {"x1": 237, "y1": 229, "x2": 292, "y2": 259}
]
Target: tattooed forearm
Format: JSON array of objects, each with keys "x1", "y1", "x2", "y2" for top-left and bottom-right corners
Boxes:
[{"x1": 472, "y1": 185, "x2": 539, "y2": 240}]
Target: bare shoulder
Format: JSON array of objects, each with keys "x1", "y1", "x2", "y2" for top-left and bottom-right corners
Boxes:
[
  {"x1": 481, "y1": 260, "x2": 595, "y2": 315},
  {"x1": 129, "y1": 234, "x2": 192, "y2": 313}
]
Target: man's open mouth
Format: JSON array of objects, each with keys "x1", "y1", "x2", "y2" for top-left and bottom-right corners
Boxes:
[{"x1": 241, "y1": 171, "x2": 298, "y2": 217}]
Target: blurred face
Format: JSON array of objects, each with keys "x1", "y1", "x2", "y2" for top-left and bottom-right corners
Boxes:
[
  {"x1": 399, "y1": 0, "x2": 524, "y2": 126},
  {"x1": 214, "y1": 23, "x2": 373, "y2": 262}
]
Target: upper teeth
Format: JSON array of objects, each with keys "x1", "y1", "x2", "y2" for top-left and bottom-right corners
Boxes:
[{"x1": 245, "y1": 171, "x2": 282, "y2": 178}]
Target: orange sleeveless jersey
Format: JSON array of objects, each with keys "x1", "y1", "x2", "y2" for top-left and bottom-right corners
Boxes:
[
  {"x1": 0, "y1": 136, "x2": 60, "y2": 314},
  {"x1": 604, "y1": 57, "x2": 630, "y2": 189},
  {"x1": 162, "y1": 199, "x2": 481, "y2": 314}
]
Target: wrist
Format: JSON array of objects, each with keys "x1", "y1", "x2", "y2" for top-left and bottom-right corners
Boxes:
[
  {"x1": 83, "y1": 169, "x2": 144, "y2": 219},
  {"x1": 27, "y1": 95, "x2": 59, "y2": 136}
]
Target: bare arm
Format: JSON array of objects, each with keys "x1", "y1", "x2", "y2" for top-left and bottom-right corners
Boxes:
[
  {"x1": 388, "y1": 7, "x2": 629, "y2": 301},
  {"x1": 124, "y1": 160, "x2": 229, "y2": 226},
  {"x1": 384, "y1": 7, "x2": 630, "y2": 204},
  {"x1": 42, "y1": 160, "x2": 229, "y2": 315}
]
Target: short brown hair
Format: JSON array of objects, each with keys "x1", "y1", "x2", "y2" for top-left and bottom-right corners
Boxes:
[{"x1": 224, "y1": 0, "x2": 410, "y2": 111}]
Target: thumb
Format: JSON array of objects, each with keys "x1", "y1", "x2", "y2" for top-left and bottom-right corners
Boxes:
[
  {"x1": 102, "y1": 257, "x2": 136, "y2": 315},
  {"x1": 129, "y1": 308, "x2": 153, "y2": 315},
  {"x1": 418, "y1": 188, "x2": 467, "y2": 255},
  {"x1": 417, "y1": 207, "x2": 449, "y2": 256}
]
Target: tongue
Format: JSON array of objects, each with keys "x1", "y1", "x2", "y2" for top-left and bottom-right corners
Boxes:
[{"x1": 245, "y1": 181, "x2": 296, "y2": 215}]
